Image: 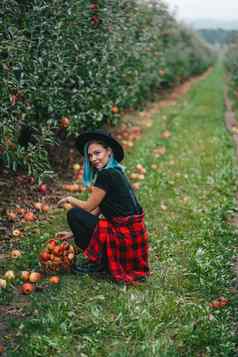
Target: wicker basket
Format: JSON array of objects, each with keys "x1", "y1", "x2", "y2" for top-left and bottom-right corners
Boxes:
[{"x1": 39, "y1": 241, "x2": 76, "y2": 273}]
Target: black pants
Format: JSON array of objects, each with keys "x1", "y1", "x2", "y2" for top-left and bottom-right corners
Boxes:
[{"x1": 67, "y1": 207, "x2": 98, "y2": 250}]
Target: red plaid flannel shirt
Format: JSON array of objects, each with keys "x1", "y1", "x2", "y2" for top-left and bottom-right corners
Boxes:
[{"x1": 83, "y1": 211, "x2": 150, "y2": 283}]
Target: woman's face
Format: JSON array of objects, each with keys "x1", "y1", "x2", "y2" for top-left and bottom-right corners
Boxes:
[{"x1": 88, "y1": 142, "x2": 112, "y2": 170}]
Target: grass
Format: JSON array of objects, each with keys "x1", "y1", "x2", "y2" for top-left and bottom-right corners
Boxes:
[{"x1": 1, "y1": 63, "x2": 238, "y2": 356}]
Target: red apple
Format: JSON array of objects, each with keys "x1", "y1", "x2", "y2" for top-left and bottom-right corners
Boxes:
[
  {"x1": 21, "y1": 271, "x2": 30, "y2": 282},
  {"x1": 52, "y1": 246, "x2": 62, "y2": 257},
  {"x1": 41, "y1": 203, "x2": 49, "y2": 213},
  {"x1": 29, "y1": 272, "x2": 42, "y2": 283},
  {"x1": 111, "y1": 105, "x2": 119, "y2": 113},
  {"x1": 28, "y1": 176, "x2": 35, "y2": 185},
  {"x1": 24, "y1": 211, "x2": 36, "y2": 222},
  {"x1": 7, "y1": 211, "x2": 17, "y2": 221},
  {"x1": 21, "y1": 283, "x2": 33, "y2": 295},
  {"x1": 48, "y1": 239, "x2": 57, "y2": 245},
  {"x1": 10, "y1": 249, "x2": 22, "y2": 258},
  {"x1": 91, "y1": 15, "x2": 100, "y2": 26},
  {"x1": 39, "y1": 250, "x2": 50, "y2": 262},
  {"x1": 38, "y1": 183, "x2": 47, "y2": 194},
  {"x1": 59, "y1": 117, "x2": 70, "y2": 129},
  {"x1": 15, "y1": 207, "x2": 25, "y2": 215},
  {"x1": 49, "y1": 276, "x2": 60, "y2": 284},
  {"x1": 47, "y1": 240, "x2": 58, "y2": 252},
  {"x1": 90, "y1": 3, "x2": 97, "y2": 11}
]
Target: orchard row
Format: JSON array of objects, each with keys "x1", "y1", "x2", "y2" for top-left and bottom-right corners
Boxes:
[{"x1": 0, "y1": 0, "x2": 215, "y2": 177}]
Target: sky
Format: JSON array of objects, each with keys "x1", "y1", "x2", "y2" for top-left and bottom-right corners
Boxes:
[{"x1": 165, "y1": 0, "x2": 238, "y2": 20}]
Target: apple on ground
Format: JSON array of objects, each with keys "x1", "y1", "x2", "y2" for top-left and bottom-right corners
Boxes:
[
  {"x1": 21, "y1": 283, "x2": 34, "y2": 295},
  {"x1": 21, "y1": 271, "x2": 30, "y2": 282},
  {"x1": 29, "y1": 272, "x2": 42, "y2": 283},
  {"x1": 0, "y1": 279, "x2": 7, "y2": 289},
  {"x1": 49, "y1": 276, "x2": 60, "y2": 284},
  {"x1": 10, "y1": 249, "x2": 22, "y2": 258},
  {"x1": 4, "y1": 270, "x2": 15, "y2": 281}
]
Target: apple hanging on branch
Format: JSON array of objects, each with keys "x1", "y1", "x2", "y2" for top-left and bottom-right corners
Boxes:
[
  {"x1": 59, "y1": 116, "x2": 70, "y2": 129},
  {"x1": 38, "y1": 183, "x2": 47, "y2": 194}
]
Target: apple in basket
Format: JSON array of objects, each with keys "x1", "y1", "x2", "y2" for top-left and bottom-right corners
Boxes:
[{"x1": 39, "y1": 239, "x2": 75, "y2": 272}]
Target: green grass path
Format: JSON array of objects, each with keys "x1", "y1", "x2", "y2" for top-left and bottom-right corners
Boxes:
[{"x1": 3, "y1": 64, "x2": 238, "y2": 356}]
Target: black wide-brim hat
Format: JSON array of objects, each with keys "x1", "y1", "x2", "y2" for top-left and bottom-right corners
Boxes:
[{"x1": 76, "y1": 129, "x2": 124, "y2": 162}]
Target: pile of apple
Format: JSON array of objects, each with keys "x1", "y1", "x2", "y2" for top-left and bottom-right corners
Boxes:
[
  {"x1": 39, "y1": 239, "x2": 75, "y2": 273},
  {"x1": 129, "y1": 164, "x2": 147, "y2": 191},
  {"x1": 114, "y1": 125, "x2": 142, "y2": 151},
  {"x1": 0, "y1": 270, "x2": 60, "y2": 295}
]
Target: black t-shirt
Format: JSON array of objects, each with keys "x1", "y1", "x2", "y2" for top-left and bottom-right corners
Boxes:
[{"x1": 94, "y1": 168, "x2": 142, "y2": 220}]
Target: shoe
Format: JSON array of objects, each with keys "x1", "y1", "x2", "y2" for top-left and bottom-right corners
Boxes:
[{"x1": 71, "y1": 261, "x2": 105, "y2": 274}]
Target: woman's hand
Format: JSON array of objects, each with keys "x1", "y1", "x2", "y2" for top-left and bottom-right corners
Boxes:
[
  {"x1": 91, "y1": 207, "x2": 101, "y2": 216},
  {"x1": 57, "y1": 186, "x2": 105, "y2": 212},
  {"x1": 57, "y1": 196, "x2": 83, "y2": 208},
  {"x1": 55, "y1": 231, "x2": 73, "y2": 241}
]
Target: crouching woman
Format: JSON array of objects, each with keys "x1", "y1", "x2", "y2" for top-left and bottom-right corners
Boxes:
[{"x1": 57, "y1": 129, "x2": 150, "y2": 284}]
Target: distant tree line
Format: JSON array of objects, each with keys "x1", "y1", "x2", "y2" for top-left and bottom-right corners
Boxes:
[{"x1": 198, "y1": 29, "x2": 238, "y2": 46}]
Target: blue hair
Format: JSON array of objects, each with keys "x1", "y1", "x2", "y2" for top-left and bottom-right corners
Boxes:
[{"x1": 82, "y1": 143, "x2": 124, "y2": 187}]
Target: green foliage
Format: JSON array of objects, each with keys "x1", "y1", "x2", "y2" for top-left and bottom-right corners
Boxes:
[
  {"x1": 162, "y1": 26, "x2": 214, "y2": 85},
  {"x1": 0, "y1": 0, "x2": 214, "y2": 177},
  {"x1": 224, "y1": 42, "x2": 238, "y2": 87},
  {"x1": 1, "y1": 64, "x2": 237, "y2": 356}
]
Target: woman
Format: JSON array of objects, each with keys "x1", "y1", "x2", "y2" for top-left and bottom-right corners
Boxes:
[{"x1": 57, "y1": 129, "x2": 150, "y2": 283}]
